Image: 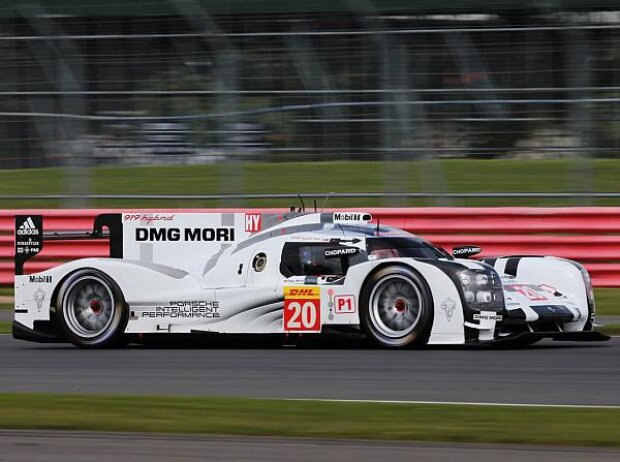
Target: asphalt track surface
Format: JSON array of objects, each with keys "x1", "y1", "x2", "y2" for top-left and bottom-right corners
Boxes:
[
  {"x1": 1, "y1": 334, "x2": 619, "y2": 406},
  {"x1": 1, "y1": 431, "x2": 619, "y2": 462},
  {"x1": 2, "y1": 336, "x2": 619, "y2": 460}
]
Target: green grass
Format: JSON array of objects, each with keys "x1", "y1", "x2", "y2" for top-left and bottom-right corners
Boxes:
[
  {"x1": 0, "y1": 285, "x2": 12, "y2": 311},
  {"x1": 594, "y1": 288, "x2": 620, "y2": 316},
  {"x1": 0, "y1": 287, "x2": 13, "y2": 297},
  {"x1": 600, "y1": 323, "x2": 620, "y2": 335},
  {"x1": 2, "y1": 159, "x2": 620, "y2": 208},
  {"x1": 0, "y1": 322, "x2": 10, "y2": 334},
  {"x1": 0, "y1": 394, "x2": 618, "y2": 446}
]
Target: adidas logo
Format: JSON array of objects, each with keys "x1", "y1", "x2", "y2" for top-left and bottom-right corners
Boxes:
[{"x1": 17, "y1": 217, "x2": 39, "y2": 236}]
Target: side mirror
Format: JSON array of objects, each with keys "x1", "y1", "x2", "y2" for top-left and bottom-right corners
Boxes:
[{"x1": 452, "y1": 245, "x2": 482, "y2": 259}]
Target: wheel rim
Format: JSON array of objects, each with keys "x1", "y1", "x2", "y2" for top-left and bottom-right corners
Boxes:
[
  {"x1": 63, "y1": 276, "x2": 115, "y2": 338},
  {"x1": 369, "y1": 274, "x2": 423, "y2": 338}
]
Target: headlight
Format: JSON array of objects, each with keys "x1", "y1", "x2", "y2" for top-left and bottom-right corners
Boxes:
[
  {"x1": 464, "y1": 290, "x2": 475, "y2": 303},
  {"x1": 475, "y1": 274, "x2": 488, "y2": 286},
  {"x1": 458, "y1": 268, "x2": 503, "y2": 312},
  {"x1": 459, "y1": 272, "x2": 472, "y2": 286},
  {"x1": 476, "y1": 291, "x2": 492, "y2": 303}
]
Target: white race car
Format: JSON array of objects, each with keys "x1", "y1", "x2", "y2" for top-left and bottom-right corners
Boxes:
[{"x1": 13, "y1": 211, "x2": 609, "y2": 348}]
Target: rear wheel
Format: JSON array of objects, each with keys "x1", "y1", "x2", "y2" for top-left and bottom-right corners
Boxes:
[
  {"x1": 56, "y1": 269, "x2": 128, "y2": 348},
  {"x1": 360, "y1": 266, "x2": 433, "y2": 348}
]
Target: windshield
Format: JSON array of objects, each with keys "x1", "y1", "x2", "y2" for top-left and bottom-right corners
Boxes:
[{"x1": 366, "y1": 237, "x2": 451, "y2": 261}]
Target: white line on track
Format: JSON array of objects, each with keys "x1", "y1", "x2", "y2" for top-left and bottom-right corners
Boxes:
[{"x1": 282, "y1": 398, "x2": 620, "y2": 409}]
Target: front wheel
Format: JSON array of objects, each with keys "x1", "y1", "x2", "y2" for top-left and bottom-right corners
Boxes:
[
  {"x1": 56, "y1": 269, "x2": 128, "y2": 348},
  {"x1": 360, "y1": 266, "x2": 434, "y2": 348}
]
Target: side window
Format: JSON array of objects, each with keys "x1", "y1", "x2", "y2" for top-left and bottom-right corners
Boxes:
[{"x1": 280, "y1": 243, "x2": 349, "y2": 277}]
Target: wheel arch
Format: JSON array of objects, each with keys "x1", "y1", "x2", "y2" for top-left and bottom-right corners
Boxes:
[
  {"x1": 51, "y1": 267, "x2": 127, "y2": 313},
  {"x1": 358, "y1": 261, "x2": 435, "y2": 310}
]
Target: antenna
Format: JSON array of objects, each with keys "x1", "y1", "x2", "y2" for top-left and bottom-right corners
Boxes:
[
  {"x1": 313, "y1": 199, "x2": 317, "y2": 212},
  {"x1": 297, "y1": 193, "x2": 306, "y2": 212},
  {"x1": 320, "y1": 192, "x2": 333, "y2": 212}
]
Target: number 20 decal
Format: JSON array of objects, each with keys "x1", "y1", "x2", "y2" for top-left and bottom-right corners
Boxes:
[
  {"x1": 283, "y1": 287, "x2": 321, "y2": 332},
  {"x1": 285, "y1": 301, "x2": 319, "y2": 330}
]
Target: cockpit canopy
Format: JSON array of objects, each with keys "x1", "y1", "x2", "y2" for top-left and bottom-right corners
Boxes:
[
  {"x1": 367, "y1": 237, "x2": 452, "y2": 261},
  {"x1": 279, "y1": 235, "x2": 451, "y2": 277}
]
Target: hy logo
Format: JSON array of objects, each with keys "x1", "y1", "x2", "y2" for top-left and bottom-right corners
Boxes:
[
  {"x1": 245, "y1": 214, "x2": 261, "y2": 233},
  {"x1": 17, "y1": 217, "x2": 39, "y2": 236},
  {"x1": 33, "y1": 288, "x2": 45, "y2": 312},
  {"x1": 441, "y1": 297, "x2": 456, "y2": 321}
]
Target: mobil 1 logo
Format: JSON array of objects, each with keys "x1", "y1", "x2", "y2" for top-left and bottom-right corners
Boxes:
[{"x1": 15, "y1": 215, "x2": 43, "y2": 275}]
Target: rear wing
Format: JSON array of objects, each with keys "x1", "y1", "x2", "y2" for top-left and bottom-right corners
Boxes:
[
  {"x1": 14, "y1": 212, "x2": 261, "y2": 277},
  {"x1": 14, "y1": 214, "x2": 123, "y2": 276}
]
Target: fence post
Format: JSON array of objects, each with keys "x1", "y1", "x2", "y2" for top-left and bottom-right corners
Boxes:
[
  {"x1": 19, "y1": 3, "x2": 90, "y2": 208},
  {"x1": 284, "y1": 26, "x2": 345, "y2": 156},
  {"x1": 565, "y1": 25, "x2": 593, "y2": 204},
  {"x1": 171, "y1": 0, "x2": 245, "y2": 206}
]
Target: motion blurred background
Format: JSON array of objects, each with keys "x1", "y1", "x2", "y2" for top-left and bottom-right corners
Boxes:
[
  {"x1": 0, "y1": 0, "x2": 619, "y2": 208},
  {"x1": 1, "y1": 4, "x2": 620, "y2": 454}
]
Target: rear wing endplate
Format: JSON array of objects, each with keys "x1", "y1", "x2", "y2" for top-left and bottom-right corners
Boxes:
[{"x1": 14, "y1": 213, "x2": 123, "y2": 276}]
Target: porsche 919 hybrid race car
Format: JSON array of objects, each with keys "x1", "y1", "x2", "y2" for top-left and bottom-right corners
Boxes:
[{"x1": 13, "y1": 210, "x2": 609, "y2": 348}]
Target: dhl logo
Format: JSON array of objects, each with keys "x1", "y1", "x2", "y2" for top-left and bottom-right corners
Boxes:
[{"x1": 284, "y1": 286, "x2": 320, "y2": 299}]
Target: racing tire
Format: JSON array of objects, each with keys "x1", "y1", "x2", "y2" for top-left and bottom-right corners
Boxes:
[
  {"x1": 360, "y1": 266, "x2": 434, "y2": 348},
  {"x1": 56, "y1": 269, "x2": 128, "y2": 348}
]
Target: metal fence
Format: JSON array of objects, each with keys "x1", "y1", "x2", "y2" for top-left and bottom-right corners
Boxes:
[{"x1": 0, "y1": 2, "x2": 619, "y2": 199}]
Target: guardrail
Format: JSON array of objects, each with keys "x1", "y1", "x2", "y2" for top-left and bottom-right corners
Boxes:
[{"x1": 2, "y1": 207, "x2": 620, "y2": 287}]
